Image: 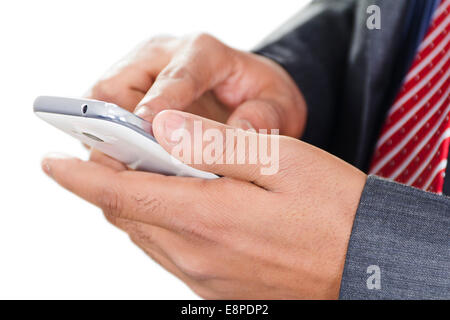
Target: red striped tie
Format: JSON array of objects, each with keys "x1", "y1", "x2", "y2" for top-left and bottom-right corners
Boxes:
[{"x1": 369, "y1": 0, "x2": 450, "y2": 194}]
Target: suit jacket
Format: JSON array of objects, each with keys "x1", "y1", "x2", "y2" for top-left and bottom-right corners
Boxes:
[{"x1": 255, "y1": 0, "x2": 450, "y2": 299}]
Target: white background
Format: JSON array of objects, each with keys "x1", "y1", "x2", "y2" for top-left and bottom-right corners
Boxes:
[{"x1": 0, "y1": 0, "x2": 309, "y2": 299}]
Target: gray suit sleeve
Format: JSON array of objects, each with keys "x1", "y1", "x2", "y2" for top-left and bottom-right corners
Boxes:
[
  {"x1": 340, "y1": 176, "x2": 450, "y2": 299},
  {"x1": 254, "y1": 0, "x2": 356, "y2": 150}
]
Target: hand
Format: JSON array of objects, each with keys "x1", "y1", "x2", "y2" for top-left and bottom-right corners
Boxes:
[
  {"x1": 41, "y1": 111, "x2": 366, "y2": 299},
  {"x1": 85, "y1": 34, "x2": 307, "y2": 136}
]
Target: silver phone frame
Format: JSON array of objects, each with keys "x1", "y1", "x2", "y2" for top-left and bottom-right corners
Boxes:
[{"x1": 33, "y1": 96, "x2": 156, "y2": 143}]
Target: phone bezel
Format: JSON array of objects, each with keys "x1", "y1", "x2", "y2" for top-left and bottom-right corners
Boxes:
[{"x1": 33, "y1": 96, "x2": 156, "y2": 143}]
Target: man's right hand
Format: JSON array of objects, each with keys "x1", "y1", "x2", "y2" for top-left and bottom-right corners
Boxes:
[{"x1": 86, "y1": 34, "x2": 307, "y2": 137}]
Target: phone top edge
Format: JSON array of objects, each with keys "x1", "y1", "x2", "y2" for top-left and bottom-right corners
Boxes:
[
  {"x1": 34, "y1": 96, "x2": 156, "y2": 142},
  {"x1": 33, "y1": 96, "x2": 101, "y2": 113}
]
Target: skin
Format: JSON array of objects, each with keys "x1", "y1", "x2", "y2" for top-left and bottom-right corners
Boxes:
[
  {"x1": 42, "y1": 111, "x2": 366, "y2": 299},
  {"x1": 41, "y1": 34, "x2": 368, "y2": 299},
  {"x1": 85, "y1": 34, "x2": 307, "y2": 136}
]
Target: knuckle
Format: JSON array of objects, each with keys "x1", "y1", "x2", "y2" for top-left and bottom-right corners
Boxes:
[
  {"x1": 162, "y1": 65, "x2": 199, "y2": 90},
  {"x1": 99, "y1": 186, "x2": 123, "y2": 218},
  {"x1": 104, "y1": 212, "x2": 137, "y2": 232},
  {"x1": 179, "y1": 218, "x2": 213, "y2": 242},
  {"x1": 145, "y1": 35, "x2": 173, "y2": 47},
  {"x1": 142, "y1": 35, "x2": 173, "y2": 55},
  {"x1": 176, "y1": 255, "x2": 215, "y2": 282},
  {"x1": 158, "y1": 65, "x2": 199, "y2": 102},
  {"x1": 188, "y1": 32, "x2": 216, "y2": 47},
  {"x1": 131, "y1": 224, "x2": 155, "y2": 246},
  {"x1": 176, "y1": 201, "x2": 223, "y2": 241},
  {"x1": 180, "y1": 207, "x2": 230, "y2": 246},
  {"x1": 103, "y1": 212, "x2": 118, "y2": 226},
  {"x1": 133, "y1": 191, "x2": 166, "y2": 214}
]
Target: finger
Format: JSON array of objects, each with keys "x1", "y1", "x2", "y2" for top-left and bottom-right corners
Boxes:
[
  {"x1": 41, "y1": 156, "x2": 204, "y2": 230},
  {"x1": 106, "y1": 215, "x2": 178, "y2": 266},
  {"x1": 85, "y1": 36, "x2": 178, "y2": 111},
  {"x1": 86, "y1": 65, "x2": 151, "y2": 111},
  {"x1": 42, "y1": 156, "x2": 123, "y2": 209},
  {"x1": 131, "y1": 236, "x2": 215, "y2": 299},
  {"x1": 180, "y1": 91, "x2": 230, "y2": 124},
  {"x1": 134, "y1": 34, "x2": 235, "y2": 120},
  {"x1": 220, "y1": 52, "x2": 307, "y2": 137},
  {"x1": 226, "y1": 99, "x2": 282, "y2": 131},
  {"x1": 129, "y1": 233, "x2": 196, "y2": 288},
  {"x1": 103, "y1": 211, "x2": 137, "y2": 232},
  {"x1": 80, "y1": 54, "x2": 153, "y2": 151},
  {"x1": 103, "y1": 213, "x2": 172, "y2": 255},
  {"x1": 152, "y1": 110, "x2": 285, "y2": 189},
  {"x1": 225, "y1": 53, "x2": 306, "y2": 137},
  {"x1": 89, "y1": 149, "x2": 128, "y2": 172},
  {"x1": 127, "y1": 223, "x2": 222, "y2": 298},
  {"x1": 106, "y1": 215, "x2": 208, "y2": 295},
  {"x1": 103, "y1": 214, "x2": 182, "y2": 272}
]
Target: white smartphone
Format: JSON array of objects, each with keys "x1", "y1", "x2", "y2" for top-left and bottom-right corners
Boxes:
[{"x1": 34, "y1": 96, "x2": 217, "y2": 179}]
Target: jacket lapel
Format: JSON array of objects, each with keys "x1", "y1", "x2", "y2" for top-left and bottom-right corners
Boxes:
[{"x1": 332, "y1": 0, "x2": 410, "y2": 170}]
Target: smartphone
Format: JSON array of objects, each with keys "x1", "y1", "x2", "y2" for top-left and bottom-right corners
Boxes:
[{"x1": 34, "y1": 96, "x2": 217, "y2": 179}]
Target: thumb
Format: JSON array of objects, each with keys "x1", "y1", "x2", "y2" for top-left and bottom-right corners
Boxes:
[{"x1": 152, "y1": 110, "x2": 283, "y2": 189}]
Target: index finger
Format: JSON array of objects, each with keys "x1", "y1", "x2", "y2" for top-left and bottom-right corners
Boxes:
[
  {"x1": 85, "y1": 37, "x2": 177, "y2": 111},
  {"x1": 41, "y1": 156, "x2": 204, "y2": 231},
  {"x1": 135, "y1": 33, "x2": 236, "y2": 119}
]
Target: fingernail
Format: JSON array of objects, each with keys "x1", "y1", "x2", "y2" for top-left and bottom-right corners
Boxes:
[
  {"x1": 41, "y1": 152, "x2": 72, "y2": 177},
  {"x1": 41, "y1": 160, "x2": 52, "y2": 176},
  {"x1": 135, "y1": 105, "x2": 156, "y2": 120},
  {"x1": 162, "y1": 112, "x2": 186, "y2": 143},
  {"x1": 235, "y1": 119, "x2": 255, "y2": 131}
]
